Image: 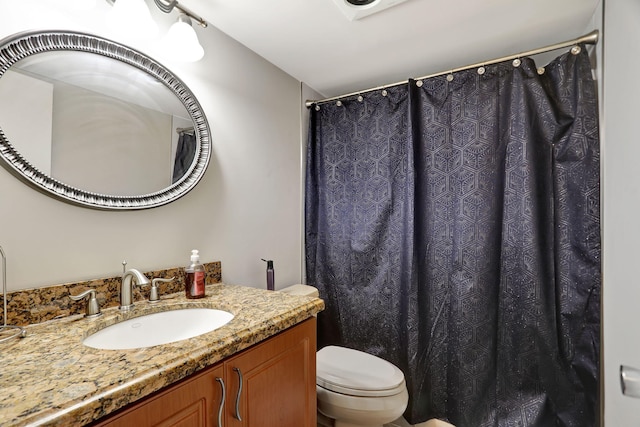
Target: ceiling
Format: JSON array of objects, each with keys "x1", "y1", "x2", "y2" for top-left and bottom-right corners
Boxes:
[{"x1": 179, "y1": 0, "x2": 601, "y2": 98}]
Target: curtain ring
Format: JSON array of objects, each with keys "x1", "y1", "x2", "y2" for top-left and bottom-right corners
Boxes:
[
  {"x1": 477, "y1": 65, "x2": 486, "y2": 75},
  {"x1": 512, "y1": 58, "x2": 521, "y2": 67},
  {"x1": 381, "y1": 89, "x2": 388, "y2": 97},
  {"x1": 537, "y1": 67, "x2": 545, "y2": 75},
  {"x1": 336, "y1": 100, "x2": 342, "y2": 107},
  {"x1": 315, "y1": 105, "x2": 320, "y2": 111},
  {"x1": 571, "y1": 45, "x2": 581, "y2": 55},
  {"x1": 446, "y1": 72, "x2": 454, "y2": 82},
  {"x1": 416, "y1": 80, "x2": 423, "y2": 87},
  {"x1": 357, "y1": 95, "x2": 364, "y2": 102}
]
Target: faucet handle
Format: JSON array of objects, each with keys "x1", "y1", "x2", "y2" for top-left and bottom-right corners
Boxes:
[
  {"x1": 70, "y1": 289, "x2": 102, "y2": 318},
  {"x1": 147, "y1": 277, "x2": 175, "y2": 302}
]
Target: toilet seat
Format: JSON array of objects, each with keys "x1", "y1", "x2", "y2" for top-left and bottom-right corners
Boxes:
[{"x1": 317, "y1": 346, "x2": 406, "y2": 397}]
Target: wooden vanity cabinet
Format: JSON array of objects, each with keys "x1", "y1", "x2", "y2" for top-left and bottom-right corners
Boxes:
[
  {"x1": 92, "y1": 318, "x2": 316, "y2": 427},
  {"x1": 224, "y1": 317, "x2": 317, "y2": 427}
]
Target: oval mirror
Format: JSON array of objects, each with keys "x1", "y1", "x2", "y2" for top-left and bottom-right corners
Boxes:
[{"x1": 0, "y1": 31, "x2": 211, "y2": 210}]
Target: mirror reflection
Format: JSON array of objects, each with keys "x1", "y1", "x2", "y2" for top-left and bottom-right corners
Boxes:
[{"x1": 0, "y1": 51, "x2": 196, "y2": 196}]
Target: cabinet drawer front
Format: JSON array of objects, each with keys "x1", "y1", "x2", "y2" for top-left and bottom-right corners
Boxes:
[{"x1": 93, "y1": 365, "x2": 225, "y2": 427}]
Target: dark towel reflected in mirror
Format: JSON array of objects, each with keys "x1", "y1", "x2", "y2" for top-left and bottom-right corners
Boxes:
[{"x1": 172, "y1": 129, "x2": 196, "y2": 184}]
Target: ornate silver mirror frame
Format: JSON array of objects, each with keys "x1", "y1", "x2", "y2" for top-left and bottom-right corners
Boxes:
[{"x1": 0, "y1": 30, "x2": 211, "y2": 210}]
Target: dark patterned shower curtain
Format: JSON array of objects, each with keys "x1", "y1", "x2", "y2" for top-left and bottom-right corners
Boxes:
[{"x1": 305, "y1": 46, "x2": 600, "y2": 426}]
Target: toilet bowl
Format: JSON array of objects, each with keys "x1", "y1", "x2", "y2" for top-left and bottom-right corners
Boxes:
[
  {"x1": 280, "y1": 285, "x2": 409, "y2": 427},
  {"x1": 316, "y1": 345, "x2": 409, "y2": 427}
]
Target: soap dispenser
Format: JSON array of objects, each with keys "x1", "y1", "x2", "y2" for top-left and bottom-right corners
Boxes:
[
  {"x1": 261, "y1": 258, "x2": 275, "y2": 291},
  {"x1": 185, "y1": 249, "x2": 205, "y2": 299}
]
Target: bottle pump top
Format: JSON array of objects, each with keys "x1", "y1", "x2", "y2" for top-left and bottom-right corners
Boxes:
[
  {"x1": 262, "y1": 259, "x2": 273, "y2": 270},
  {"x1": 191, "y1": 250, "x2": 200, "y2": 263}
]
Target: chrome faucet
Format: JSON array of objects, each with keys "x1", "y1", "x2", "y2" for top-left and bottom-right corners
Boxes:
[{"x1": 120, "y1": 268, "x2": 150, "y2": 311}]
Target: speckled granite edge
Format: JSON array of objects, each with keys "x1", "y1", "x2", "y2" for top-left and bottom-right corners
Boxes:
[
  {"x1": 1, "y1": 262, "x2": 222, "y2": 326},
  {"x1": 0, "y1": 283, "x2": 324, "y2": 427}
]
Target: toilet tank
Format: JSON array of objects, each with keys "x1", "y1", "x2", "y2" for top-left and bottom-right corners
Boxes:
[{"x1": 279, "y1": 284, "x2": 319, "y2": 298}]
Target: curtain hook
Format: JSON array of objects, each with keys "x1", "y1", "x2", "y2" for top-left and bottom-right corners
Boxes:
[
  {"x1": 512, "y1": 58, "x2": 521, "y2": 67},
  {"x1": 446, "y1": 71, "x2": 454, "y2": 82},
  {"x1": 336, "y1": 100, "x2": 343, "y2": 107},
  {"x1": 537, "y1": 67, "x2": 545, "y2": 75},
  {"x1": 477, "y1": 65, "x2": 486, "y2": 75},
  {"x1": 357, "y1": 94, "x2": 364, "y2": 102},
  {"x1": 314, "y1": 104, "x2": 320, "y2": 111},
  {"x1": 381, "y1": 88, "x2": 388, "y2": 97},
  {"x1": 416, "y1": 80, "x2": 423, "y2": 87},
  {"x1": 571, "y1": 45, "x2": 581, "y2": 55}
]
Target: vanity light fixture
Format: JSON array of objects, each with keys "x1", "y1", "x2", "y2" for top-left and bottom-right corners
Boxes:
[
  {"x1": 162, "y1": 14, "x2": 204, "y2": 62},
  {"x1": 107, "y1": 0, "x2": 208, "y2": 61}
]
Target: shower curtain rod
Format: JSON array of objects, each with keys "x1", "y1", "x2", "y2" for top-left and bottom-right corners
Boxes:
[{"x1": 305, "y1": 29, "x2": 599, "y2": 108}]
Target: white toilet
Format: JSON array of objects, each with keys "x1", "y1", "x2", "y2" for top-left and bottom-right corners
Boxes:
[{"x1": 280, "y1": 285, "x2": 409, "y2": 427}]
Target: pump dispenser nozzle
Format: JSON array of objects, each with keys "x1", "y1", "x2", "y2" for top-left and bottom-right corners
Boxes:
[{"x1": 261, "y1": 258, "x2": 274, "y2": 291}]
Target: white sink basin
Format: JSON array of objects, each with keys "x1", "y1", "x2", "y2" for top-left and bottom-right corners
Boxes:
[{"x1": 83, "y1": 308, "x2": 234, "y2": 350}]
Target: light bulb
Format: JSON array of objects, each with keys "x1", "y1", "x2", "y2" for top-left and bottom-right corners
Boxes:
[
  {"x1": 106, "y1": 0, "x2": 159, "y2": 41},
  {"x1": 163, "y1": 15, "x2": 205, "y2": 62}
]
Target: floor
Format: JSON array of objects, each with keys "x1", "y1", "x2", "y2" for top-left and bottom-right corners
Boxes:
[
  {"x1": 386, "y1": 417, "x2": 455, "y2": 427},
  {"x1": 320, "y1": 414, "x2": 455, "y2": 427},
  {"x1": 385, "y1": 417, "x2": 413, "y2": 427}
]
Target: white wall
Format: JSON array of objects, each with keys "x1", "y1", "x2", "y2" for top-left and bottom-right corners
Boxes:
[
  {"x1": 52, "y1": 82, "x2": 173, "y2": 195},
  {"x1": 603, "y1": 0, "x2": 640, "y2": 424},
  {"x1": 0, "y1": 0, "x2": 303, "y2": 292},
  {"x1": 0, "y1": 70, "x2": 53, "y2": 174}
]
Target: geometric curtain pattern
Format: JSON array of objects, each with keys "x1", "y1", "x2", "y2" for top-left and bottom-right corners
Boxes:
[{"x1": 305, "y1": 45, "x2": 600, "y2": 426}]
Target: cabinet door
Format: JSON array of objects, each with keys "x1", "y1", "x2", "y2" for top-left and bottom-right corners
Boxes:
[
  {"x1": 225, "y1": 318, "x2": 317, "y2": 427},
  {"x1": 93, "y1": 364, "x2": 226, "y2": 427}
]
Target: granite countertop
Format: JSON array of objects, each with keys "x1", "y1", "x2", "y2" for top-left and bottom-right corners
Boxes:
[{"x1": 0, "y1": 283, "x2": 324, "y2": 426}]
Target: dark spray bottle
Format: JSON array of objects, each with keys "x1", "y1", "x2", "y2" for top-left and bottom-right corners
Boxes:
[{"x1": 261, "y1": 259, "x2": 274, "y2": 291}]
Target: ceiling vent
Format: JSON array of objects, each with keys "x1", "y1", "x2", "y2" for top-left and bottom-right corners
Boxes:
[{"x1": 331, "y1": 0, "x2": 410, "y2": 21}]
